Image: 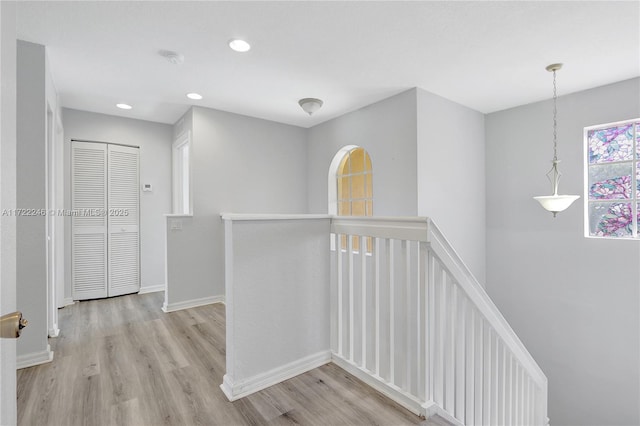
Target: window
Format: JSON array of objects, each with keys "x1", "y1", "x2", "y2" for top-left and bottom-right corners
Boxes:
[
  {"x1": 333, "y1": 146, "x2": 373, "y2": 251},
  {"x1": 337, "y1": 147, "x2": 373, "y2": 217},
  {"x1": 586, "y1": 119, "x2": 640, "y2": 238},
  {"x1": 172, "y1": 132, "x2": 191, "y2": 214}
]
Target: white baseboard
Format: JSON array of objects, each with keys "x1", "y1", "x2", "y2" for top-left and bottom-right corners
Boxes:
[
  {"x1": 220, "y1": 350, "x2": 331, "y2": 401},
  {"x1": 139, "y1": 284, "x2": 165, "y2": 294},
  {"x1": 331, "y1": 354, "x2": 423, "y2": 416},
  {"x1": 162, "y1": 295, "x2": 225, "y2": 313},
  {"x1": 60, "y1": 298, "x2": 75, "y2": 308},
  {"x1": 422, "y1": 400, "x2": 464, "y2": 426},
  {"x1": 17, "y1": 345, "x2": 54, "y2": 369}
]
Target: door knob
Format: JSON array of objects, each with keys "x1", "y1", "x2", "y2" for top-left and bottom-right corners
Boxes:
[{"x1": 0, "y1": 311, "x2": 28, "y2": 339}]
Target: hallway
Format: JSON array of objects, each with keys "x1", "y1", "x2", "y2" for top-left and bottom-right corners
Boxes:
[{"x1": 17, "y1": 292, "x2": 421, "y2": 426}]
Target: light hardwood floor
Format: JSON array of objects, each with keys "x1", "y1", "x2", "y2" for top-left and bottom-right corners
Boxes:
[{"x1": 17, "y1": 292, "x2": 422, "y2": 426}]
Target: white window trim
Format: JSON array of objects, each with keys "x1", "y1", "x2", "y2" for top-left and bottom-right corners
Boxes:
[
  {"x1": 328, "y1": 145, "x2": 359, "y2": 216},
  {"x1": 584, "y1": 118, "x2": 640, "y2": 240},
  {"x1": 172, "y1": 131, "x2": 192, "y2": 215}
]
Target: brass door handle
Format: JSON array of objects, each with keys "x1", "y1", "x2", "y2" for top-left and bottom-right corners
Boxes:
[{"x1": 0, "y1": 311, "x2": 28, "y2": 338}]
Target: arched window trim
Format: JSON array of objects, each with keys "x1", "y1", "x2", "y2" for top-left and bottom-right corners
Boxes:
[
  {"x1": 328, "y1": 145, "x2": 359, "y2": 215},
  {"x1": 328, "y1": 145, "x2": 373, "y2": 253}
]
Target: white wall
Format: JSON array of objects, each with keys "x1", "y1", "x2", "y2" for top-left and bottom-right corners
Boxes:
[
  {"x1": 62, "y1": 108, "x2": 173, "y2": 297},
  {"x1": 416, "y1": 88, "x2": 486, "y2": 285},
  {"x1": 486, "y1": 78, "x2": 640, "y2": 426},
  {"x1": 306, "y1": 88, "x2": 485, "y2": 284},
  {"x1": 0, "y1": 2, "x2": 18, "y2": 423},
  {"x1": 16, "y1": 40, "x2": 51, "y2": 365},
  {"x1": 221, "y1": 216, "x2": 330, "y2": 400},
  {"x1": 307, "y1": 89, "x2": 418, "y2": 216},
  {"x1": 165, "y1": 106, "x2": 307, "y2": 308}
]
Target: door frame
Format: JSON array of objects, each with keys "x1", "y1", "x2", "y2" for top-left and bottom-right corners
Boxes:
[
  {"x1": 45, "y1": 102, "x2": 59, "y2": 337},
  {"x1": 0, "y1": 2, "x2": 18, "y2": 424},
  {"x1": 70, "y1": 139, "x2": 140, "y2": 300}
]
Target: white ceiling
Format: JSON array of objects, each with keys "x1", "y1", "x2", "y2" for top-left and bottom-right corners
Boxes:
[{"x1": 16, "y1": 1, "x2": 640, "y2": 128}]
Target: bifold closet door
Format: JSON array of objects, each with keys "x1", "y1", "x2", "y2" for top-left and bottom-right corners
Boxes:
[
  {"x1": 107, "y1": 144, "x2": 140, "y2": 297},
  {"x1": 72, "y1": 141, "x2": 140, "y2": 300},
  {"x1": 71, "y1": 141, "x2": 108, "y2": 300}
]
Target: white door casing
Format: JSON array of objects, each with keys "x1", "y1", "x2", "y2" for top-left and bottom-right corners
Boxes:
[
  {"x1": 46, "y1": 103, "x2": 59, "y2": 337},
  {"x1": 0, "y1": 2, "x2": 18, "y2": 424}
]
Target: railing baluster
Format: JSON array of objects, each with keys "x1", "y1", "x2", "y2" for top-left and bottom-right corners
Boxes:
[
  {"x1": 417, "y1": 242, "x2": 424, "y2": 400},
  {"x1": 336, "y1": 232, "x2": 343, "y2": 357},
  {"x1": 532, "y1": 377, "x2": 537, "y2": 426},
  {"x1": 492, "y1": 336, "x2": 499, "y2": 426},
  {"x1": 455, "y1": 293, "x2": 466, "y2": 423},
  {"x1": 465, "y1": 309, "x2": 475, "y2": 425},
  {"x1": 360, "y1": 235, "x2": 367, "y2": 369},
  {"x1": 523, "y1": 375, "x2": 529, "y2": 426},
  {"x1": 520, "y1": 367, "x2": 526, "y2": 426},
  {"x1": 374, "y1": 237, "x2": 381, "y2": 377},
  {"x1": 387, "y1": 238, "x2": 395, "y2": 384},
  {"x1": 500, "y1": 344, "x2": 507, "y2": 426},
  {"x1": 514, "y1": 358, "x2": 519, "y2": 426},
  {"x1": 506, "y1": 353, "x2": 513, "y2": 425},
  {"x1": 475, "y1": 316, "x2": 483, "y2": 424},
  {"x1": 348, "y1": 234, "x2": 354, "y2": 362},
  {"x1": 426, "y1": 249, "x2": 434, "y2": 402},
  {"x1": 444, "y1": 277, "x2": 455, "y2": 413},
  {"x1": 434, "y1": 264, "x2": 445, "y2": 405},
  {"x1": 404, "y1": 240, "x2": 411, "y2": 392},
  {"x1": 532, "y1": 378, "x2": 538, "y2": 426},
  {"x1": 431, "y1": 257, "x2": 440, "y2": 402},
  {"x1": 511, "y1": 360, "x2": 520, "y2": 424},
  {"x1": 465, "y1": 306, "x2": 476, "y2": 426},
  {"x1": 483, "y1": 325, "x2": 492, "y2": 425},
  {"x1": 514, "y1": 362, "x2": 519, "y2": 425},
  {"x1": 516, "y1": 366, "x2": 521, "y2": 425}
]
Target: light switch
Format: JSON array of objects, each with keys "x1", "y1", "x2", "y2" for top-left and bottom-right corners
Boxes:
[{"x1": 143, "y1": 183, "x2": 153, "y2": 192}]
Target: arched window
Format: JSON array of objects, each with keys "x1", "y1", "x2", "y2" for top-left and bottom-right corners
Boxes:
[
  {"x1": 329, "y1": 146, "x2": 373, "y2": 251},
  {"x1": 336, "y1": 147, "x2": 373, "y2": 217}
]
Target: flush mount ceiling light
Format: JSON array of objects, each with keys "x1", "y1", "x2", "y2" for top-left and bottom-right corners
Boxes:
[
  {"x1": 229, "y1": 39, "x2": 251, "y2": 53},
  {"x1": 159, "y1": 50, "x2": 184, "y2": 65},
  {"x1": 116, "y1": 103, "x2": 132, "y2": 110},
  {"x1": 533, "y1": 63, "x2": 580, "y2": 217},
  {"x1": 186, "y1": 93, "x2": 203, "y2": 100},
  {"x1": 298, "y1": 98, "x2": 323, "y2": 116}
]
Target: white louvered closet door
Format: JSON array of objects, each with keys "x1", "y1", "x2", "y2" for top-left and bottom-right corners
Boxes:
[
  {"x1": 107, "y1": 144, "x2": 140, "y2": 297},
  {"x1": 72, "y1": 141, "x2": 108, "y2": 300}
]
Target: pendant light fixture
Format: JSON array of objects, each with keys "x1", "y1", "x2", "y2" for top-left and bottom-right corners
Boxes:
[{"x1": 533, "y1": 63, "x2": 580, "y2": 217}]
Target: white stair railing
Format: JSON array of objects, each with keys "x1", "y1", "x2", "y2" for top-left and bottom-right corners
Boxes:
[{"x1": 330, "y1": 216, "x2": 548, "y2": 425}]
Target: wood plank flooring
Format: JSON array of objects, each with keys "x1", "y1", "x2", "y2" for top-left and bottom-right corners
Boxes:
[{"x1": 17, "y1": 292, "x2": 422, "y2": 426}]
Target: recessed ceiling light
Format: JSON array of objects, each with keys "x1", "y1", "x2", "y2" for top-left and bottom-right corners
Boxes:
[
  {"x1": 229, "y1": 39, "x2": 251, "y2": 53},
  {"x1": 159, "y1": 50, "x2": 184, "y2": 65},
  {"x1": 116, "y1": 103, "x2": 132, "y2": 110},
  {"x1": 186, "y1": 93, "x2": 203, "y2": 100}
]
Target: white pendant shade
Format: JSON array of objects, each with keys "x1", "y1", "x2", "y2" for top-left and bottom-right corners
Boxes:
[{"x1": 533, "y1": 194, "x2": 580, "y2": 216}]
